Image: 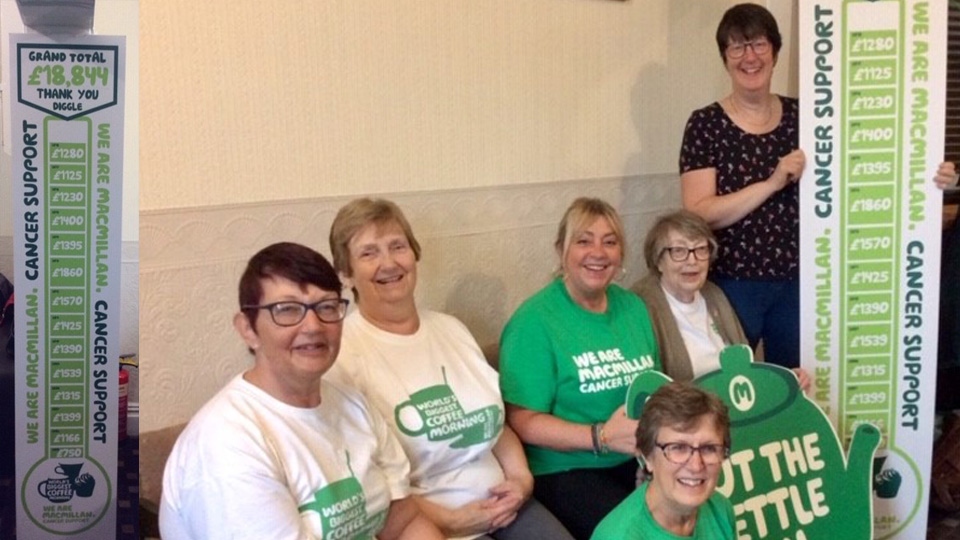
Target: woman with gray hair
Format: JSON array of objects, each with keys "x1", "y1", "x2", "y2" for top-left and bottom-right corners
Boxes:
[
  {"x1": 327, "y1": 198, "x2": 573, "y2": 540},
  {"x1": 592, "y1": 381, "x2": 735, "y2": 539},
  {"x1": 633, "y1": 210, "x2": 745, "y2": 381},
  {"x1": 634, "y1": 210, "x2": 810, "y2": 390}
]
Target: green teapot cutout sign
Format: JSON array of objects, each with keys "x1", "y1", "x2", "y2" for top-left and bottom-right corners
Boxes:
[{"x1": 627, "y1": 345, "x2": 881, "y2": 540}]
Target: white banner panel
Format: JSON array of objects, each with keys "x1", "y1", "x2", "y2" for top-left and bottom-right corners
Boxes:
[
  {"x1": 799, "y1": 1, "x2": 946, "y2": 538},
  {"x1": 11, "y1": 34, "x2": 125, "y2": 540}
]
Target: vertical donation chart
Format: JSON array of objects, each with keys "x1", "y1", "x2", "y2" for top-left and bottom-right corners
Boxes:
[
  {"x1": 10, "y1": 34, "x2": 125, "y2": 540},
  {"x1": 799, "y1": 1, "x2": 945, "y2": 538}
]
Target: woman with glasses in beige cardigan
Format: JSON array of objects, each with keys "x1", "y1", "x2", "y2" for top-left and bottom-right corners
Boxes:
[{"x1": 633, "y1": 210, "x2": 809, "y2": 389}]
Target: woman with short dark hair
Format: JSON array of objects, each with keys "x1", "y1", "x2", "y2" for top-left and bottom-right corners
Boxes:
[
  {"x1": 160, "y1": 242, "x2": 442, "y2": 540},
  {"x1": 679, "y1": 4, "x2": 956, "y2": 370}
]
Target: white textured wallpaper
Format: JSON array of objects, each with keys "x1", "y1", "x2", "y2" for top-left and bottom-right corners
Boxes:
[
  {"x1": 140, "y1": 0, "x2": 738, "y2": 210},
  {"x1": 140, "y1": 175, "x2": 680, "y2": 431}
]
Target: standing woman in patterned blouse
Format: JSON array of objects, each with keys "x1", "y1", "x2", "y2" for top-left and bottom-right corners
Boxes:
[{"x1": 679, "y1": 4, "x2": 955, "y2": 369}]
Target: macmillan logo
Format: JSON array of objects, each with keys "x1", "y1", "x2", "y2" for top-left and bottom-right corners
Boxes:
[
  {"x1": 572, "y1": 348, "x2": 656, "y2": 394},
  {"x1": 394, "y1": 367, "x2": 502, "y2": 448}
]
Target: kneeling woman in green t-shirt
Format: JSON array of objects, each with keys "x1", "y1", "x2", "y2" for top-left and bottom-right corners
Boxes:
[{"x1": 592, "y1": 382, "x2": 735, "y2": 539}]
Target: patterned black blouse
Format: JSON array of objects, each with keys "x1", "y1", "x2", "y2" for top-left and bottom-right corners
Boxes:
[{"x1": 679, "y1": 95, "x2": 800, "y2": 280}]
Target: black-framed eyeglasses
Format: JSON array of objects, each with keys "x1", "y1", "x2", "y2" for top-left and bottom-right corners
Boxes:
[
  {"x1": 726, "y1": 39, "x2": 771, "y2": 59},
  {"x1": 242, "y1": 299, "x2": 350, "y2": 326},
  {"x1": 655, "y1": 442, "x2": 729, "y2": 465},
  {"x1": 661, "y1": 245, "x2": 711, "y2": 262}
]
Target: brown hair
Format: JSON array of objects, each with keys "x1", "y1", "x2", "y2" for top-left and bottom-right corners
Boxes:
[
  {"x1": 636, "y1": 381, "x2": 731, "y2": 457},
  {"x1": 643, "y1": 210, "x2": 717, "y2": 276},
  {"x1": 715, "y1": 3, "x2": 783, "y2": 62},
  {"x1": 328, "y1": 198, "x2": 422, "y2": 279}
]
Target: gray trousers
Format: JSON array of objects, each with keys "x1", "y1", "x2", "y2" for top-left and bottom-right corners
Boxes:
[{"x1": 474, "y1": 497, "x2": 575, "y2": 540}]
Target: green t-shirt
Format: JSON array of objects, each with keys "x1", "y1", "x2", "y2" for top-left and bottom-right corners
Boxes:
[
  {"x1": 499, "y1": 279, "x2": 661, "y2": 475},
  {"x1": 591, "y1": 482, "x2": 736, "y2": 540}
]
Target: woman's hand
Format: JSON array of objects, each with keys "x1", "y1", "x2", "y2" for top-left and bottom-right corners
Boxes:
[
  {"x1": 601, "y1": 405, "x2": 640, "y2": 455},
  {"x1": 380, "y1": 497, "x2": 444, "y2": 540},
  {"x1": 436, "y1": 495, "x2": 527, "y2": 536},
  {"x1": 413, "y1": 496, "x2": 501, "y2": 537},
  {"x1": 934, "y1": 161, "x2": 958, "y2": 190},
  {"x1": 769, "y1": 149, "x2": 806, "y2": 191},
  {"x1": 486, "y1": 425, "x2": 532, "y2": 530},
  {"x1": 486, "y1": 478, "x2": 530, "y2": 530},
  {"x1": 792, "y1": 367, "x2": 812, "y2": 393},
  {"x1": 682, "y1": 147, "x2": 807, "y2": 230}
]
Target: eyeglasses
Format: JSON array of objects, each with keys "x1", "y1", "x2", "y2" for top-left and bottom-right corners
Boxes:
[
  {"x1": 661, "y1": 245, "x2": 711, "y2": 262},
  {"x1": 726, "y1": 39, "x2": 771, "y2": 59},
  {"x1": 242, "y1": 299, "x2": 350, "y2": 326},
  {"x1": 655, "y1": 442, "x2": 729, "y2": 465}
]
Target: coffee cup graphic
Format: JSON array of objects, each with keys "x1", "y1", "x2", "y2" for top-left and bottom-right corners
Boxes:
[
  {"x1": 395, "y1": 383, "x2": 464, "y2": 437},
  {"x1": 38, "y1": 477, "x2": 74, "y2": 503},
  {"x1": 55, "y1": 463, "x2": 83, "y2": 480}
]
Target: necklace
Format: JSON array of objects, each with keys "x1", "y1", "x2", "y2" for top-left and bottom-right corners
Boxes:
[{"x1": 727, "y1": 95, "x2": 775, "y2": 131}]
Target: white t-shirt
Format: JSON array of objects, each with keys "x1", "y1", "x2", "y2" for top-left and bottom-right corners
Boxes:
[
  {"x1": 160, "y1": 374, "x2": 410, "y2": 540},
  {"x1": 328, "y1": 310, "x2": 505, "y2": 512},
  {"x1": 663, "y1": 287, "x2": 726, "y2": 377}
]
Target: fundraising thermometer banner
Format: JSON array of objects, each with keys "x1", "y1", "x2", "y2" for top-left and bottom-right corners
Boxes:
[
  {"x1": 799, "y1": 1, "x2": 945, "y2": 539},
  {"x1": 11, "y1": 34, "x2": 125, "y2": 540}
]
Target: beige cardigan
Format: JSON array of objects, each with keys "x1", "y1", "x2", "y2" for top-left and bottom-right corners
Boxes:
[{"x1": 632, "y1": 274, "x2": 749, "y2": 382}]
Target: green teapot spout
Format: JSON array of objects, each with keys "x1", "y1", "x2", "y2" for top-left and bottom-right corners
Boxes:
[{"x1": 843, "y1": 423, "x2": 882, "y2": 534}]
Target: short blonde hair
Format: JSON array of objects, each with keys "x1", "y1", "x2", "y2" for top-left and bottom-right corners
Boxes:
[
  {"x1": 555, "y1": 198, "x2": 626, "y2": 266},
  {"x1": 329, "y1": 198, "x2": 421, "y2": 278},
  {"x1": 642, "y1": 210, "x2": 717, "y2": 276}
]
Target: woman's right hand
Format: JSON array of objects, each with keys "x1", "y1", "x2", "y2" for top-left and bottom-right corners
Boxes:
[
  {"x1": 451, "y1": 497, "x2": 520, "y2": 536},
  {"x1": 770, "y1": 149, "x2": 806, "y2": 191},
  {"x1": 682, "y1": 147, "x2": 808, "y2": 230},
  {"x1": 601, "y1": 404, "x2": 640, "y2": 455},
  {"x1": 416, "y1": 495, "x2": 518, "y2": 537}
]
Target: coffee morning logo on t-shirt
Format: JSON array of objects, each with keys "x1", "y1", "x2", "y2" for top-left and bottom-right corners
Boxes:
[
  {"x1": 393, "y1": 367, "x2": 502, "y2": 448},
  {"x1": 572, "y1": 348, "x2": 655, "y2": 394},
  {"x1": 626, "y1": 345, "x2": 881, "y2": 540},
  {"x1": 298, "y1": 451, "x2": 386, "y2": 539}
]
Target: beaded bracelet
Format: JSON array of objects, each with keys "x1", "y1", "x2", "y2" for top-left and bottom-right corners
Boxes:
[
  {"x1": 598, "y1": 423, "x2": 610, "y2": 454},
  {"x1": 591, "y1": 422, "x2": 609, "y2": 455}
]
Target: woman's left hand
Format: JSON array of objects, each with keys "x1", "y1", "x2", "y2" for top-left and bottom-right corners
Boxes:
[
  {"x1": 934, "y1": 161, "x2": 958, "y2": 190},
  {"x1": 602, "y1": 405, "x2": 641, "y2": 455},
  {"x1": 792, "y1": 367, "x2": 812, "y2": 393},
  {"x1": 485, "y1": 478, "x2": 529, "y2": 530}
]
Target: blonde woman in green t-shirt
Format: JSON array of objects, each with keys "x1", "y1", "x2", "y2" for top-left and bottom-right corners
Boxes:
[{"x1": 499, "y1": 197, "x2": 663, "y2": 539}]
